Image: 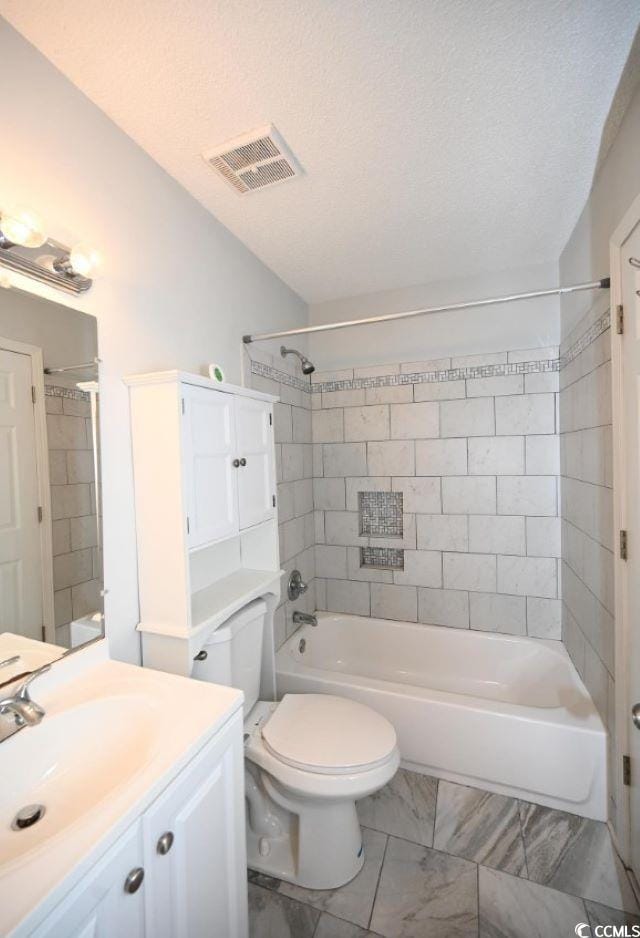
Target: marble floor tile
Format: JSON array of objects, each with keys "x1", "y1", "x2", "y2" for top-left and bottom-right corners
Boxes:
[
  {"x1": 434, "y1": 780, "x2": 526, "y2": 876},
  {"x1": 357, "y1": 767, "x2": 438, "y2": 846},
  {"x1": 278, "y1": 827, "x2": 387, "y2": 929},
  {"x1": 248, "y1": 883, "x2": 319, "y2": 938},
  {"x1": 585, "y1": 899, "x2": 640, "y2": 930},
  {"x1": 314, "y1": 912, "x2": 384, "y2": 937},
  {"x1": 479, "y1": 866, "x2": 586, "y2": 938},
  {"x1": 370, "y1": 835, "x2": 478, "y2": 938},
  {"x1": 520, "y1": 802, "x2": 639, "y2": 913}
]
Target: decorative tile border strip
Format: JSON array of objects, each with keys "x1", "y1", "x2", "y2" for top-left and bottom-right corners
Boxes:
[
  {"x1": 559, "y1": 310, "x2": 610, "y2": 370},
  {"x1": 252, "y1": 318, "x2": 611, "y2": 394},
  {"x1": 44, "y1": 384, "x2": 90, "y2": 402},
  {"x1": 250, "y1": 359, "x2": 311, "y2": 393},
  {"x1": 309, "y1": 358, "x2": 559, "y2": 393}
]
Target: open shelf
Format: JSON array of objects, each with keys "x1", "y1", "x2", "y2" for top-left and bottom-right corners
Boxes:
[{"x1": 190, "y1": 568, "x2": 282, "y2": 637}]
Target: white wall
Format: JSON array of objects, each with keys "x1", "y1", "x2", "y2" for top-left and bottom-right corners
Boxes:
[
  {"x1": 308, "y1": 262, "x2": 560, "y2": 371},
  {"x1": 0, "y1": 20, "x2": 307, "y2": 663}
]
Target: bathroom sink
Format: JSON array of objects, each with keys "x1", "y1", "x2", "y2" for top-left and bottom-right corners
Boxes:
[{"x1": 0, "y1": 694, "x2": 159, "y2": 872}]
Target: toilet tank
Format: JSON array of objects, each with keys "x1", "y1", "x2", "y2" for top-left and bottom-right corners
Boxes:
[{"x1": 192, "y1": 599, "x2": 267, "y2": 714}]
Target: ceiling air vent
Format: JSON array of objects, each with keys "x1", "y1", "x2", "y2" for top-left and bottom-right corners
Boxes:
[{"x1": 203, "y1": 125, "x2": 301, "y2": 194}]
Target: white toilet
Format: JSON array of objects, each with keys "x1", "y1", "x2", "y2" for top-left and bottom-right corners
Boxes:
[{"x1": 193, "y1": 599, "x2": 399, "y2": 889}]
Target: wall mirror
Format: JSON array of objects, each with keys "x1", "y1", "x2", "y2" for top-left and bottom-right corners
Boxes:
[{"x1": 0, "y1": 286, "x2": 103, "y2": 666}]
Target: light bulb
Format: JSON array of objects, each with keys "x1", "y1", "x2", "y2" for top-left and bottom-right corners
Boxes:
[
  {"x1": 0, "y1": 206, "x2": 47, "y2": 248},
  {"x1": 69, "y1": 243, "x2": 100, "y2": 278}
]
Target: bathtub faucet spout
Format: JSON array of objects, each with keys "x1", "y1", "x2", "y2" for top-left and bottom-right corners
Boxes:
[{"x1": 292, "y1": 611, "x2": 318, "y2": 627}]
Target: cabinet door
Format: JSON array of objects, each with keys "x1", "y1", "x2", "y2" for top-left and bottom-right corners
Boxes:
[
  {"x1": 234, "y1": 397, "x2": 276, "y2": 530},
  {"x1": 142, "y1": 715, "x2": 248, "y2": 938},
  {"x1": 182, "y1": 384, "x2": 238, "y2": 548},
  {"x1": 32, "y1": 823, "x2": 145, "y2": 938}
]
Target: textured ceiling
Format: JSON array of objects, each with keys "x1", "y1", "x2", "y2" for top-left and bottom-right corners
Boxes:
[{"x1": 2, "y1": 1, "x2": 638, "y2": 303}]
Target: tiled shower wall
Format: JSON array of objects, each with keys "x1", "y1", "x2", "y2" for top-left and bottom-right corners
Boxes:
[
  {"x1": 558, "y1": 303, "x2": 615, "y2": 822},
  {"x1": 247, "y1": 349, "x2": 316, "y2": 648},
  {"x1": 310, "y1": 348, "x2": 562, "y2": 637}
]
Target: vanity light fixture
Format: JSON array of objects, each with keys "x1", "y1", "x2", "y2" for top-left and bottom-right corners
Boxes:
[{"x1": 0, "y1": 206, "x2": 98, "y2": 295}]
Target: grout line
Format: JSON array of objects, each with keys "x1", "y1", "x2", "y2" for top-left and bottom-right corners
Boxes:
[{"x1": 368, "y1": 831, "x2": 390, "y2": 931}]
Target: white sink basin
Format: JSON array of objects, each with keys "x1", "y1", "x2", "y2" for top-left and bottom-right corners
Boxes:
[
  {"x1": 0, "y1": 695, "x2": 159, "y2": 872},
  {"x1": 0, "y1": 641, "x2": 243, "y2": 936}
]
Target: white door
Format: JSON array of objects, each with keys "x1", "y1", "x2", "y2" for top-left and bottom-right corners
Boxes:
[
  {"x1": 182, "y1": 384, "x2": 239, "y2": 549},
  {"x1": 621, "y1": 220, "x2": 640, "y2": 876},
  {"x1": 142, "y1": 717, "x2": 248, "y2": 938},
  {"x1": 234, "y1": 397, "x2": 275, "y2": 530},
  {"x1": 0, "y1": 347, "x2": 43, "y2": 640},
  {"x1": 31, "y1": 822, "x2": 145, "y2": 938}
]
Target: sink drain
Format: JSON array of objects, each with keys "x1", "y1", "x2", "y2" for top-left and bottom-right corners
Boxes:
[{"x1": 12, "y1": 804, "x2": 46, "y2": 830}]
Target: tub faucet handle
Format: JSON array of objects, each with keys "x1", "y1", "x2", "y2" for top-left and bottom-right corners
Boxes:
[{"x1": 287, "y1": 569, "x2": 308, "y2": 601}]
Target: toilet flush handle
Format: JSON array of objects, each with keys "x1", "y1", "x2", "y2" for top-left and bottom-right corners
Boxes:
[{"x1": 194, "y1": 650, "x2": 208, "y2": 661}]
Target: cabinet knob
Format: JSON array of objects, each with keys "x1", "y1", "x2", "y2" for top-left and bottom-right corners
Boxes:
[
  {"x1": 239, "y1": 458, "x2": 247, "y2": 467},
  {"x1": 232, "y1": 458, "x2": 240, "y2": 468},
  {"x1": 124, "y1": 867, "x2": 145, "y2": 894},
  {"x1": 157, "y1": 831, "x2": 175, "y2": 855}
]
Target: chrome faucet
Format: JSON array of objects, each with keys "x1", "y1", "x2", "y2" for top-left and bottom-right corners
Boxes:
[
  {"x1": 292, "y1": 611, "x2": 317, "y2": 628},
  {"x1": 0, "y1": 664, "x2": 51, "y2": 743}
]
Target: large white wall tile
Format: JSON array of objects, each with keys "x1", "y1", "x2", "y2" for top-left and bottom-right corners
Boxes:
[
  {"x1": 344, "y1": 405, "x2": 390, "y2": 442},
  {"x1": 525, "y1": 435, "x2": 560, "y2": 474},
  {"x1": 526, "y1": 516, "x2": 561, "y2": 558},
  {"x1": 312, "y1": 408, "x2": 344, "y2": 442},
  {"x1": 414, "y1": 380, "x2": 466, "y2": 401},
  {"x1": 324, "y1": 511, "x2": 366, "y2": 546},
  {"x1": 497, "y1": 476, "x2": 557, "y2": 515},
  {"x1": 440, "y1": 398, "x2": 495, "y2": 437},
  {"x1": 323, "y1": 442, "x2": 368, "y2": 477},
  {"x1": 497, "y1": 555, "x2": 557, "y2": 598},
  {"x1": 393, "y1": 550, "x2": 442, "y2": 587},
  {"x1": 495, "y1": 393, "x2": 555, "y2": 435},
  {"x1": 442, "y1": 476, "x2": 496, "y2": 514},
  {"x1": 315, "y1": 544, "x2": 348, "y2": 579},
  {"x1": 468, "y1": 515, "x2": 525, "y2": 555},
  {"x1": 443, "y1": 553, "x2": 497, "y2": 592},
  {"x1": 326, "y1": 578, "x2": 371, "y2": 616},
  {"x1": 371, "y1": 583, "x2": 418, "y2": 622},
  {"x1": 390, "y1": 402, "x2": 439, "y2": 439},
  {"x1": 469, "y1": 592, "x2": 526, "y2": 635},
  {"x1": 365, "y1": 385, "x2": 413, "y2": 404},
  {"x1": 418, "y1": 587, "x2": 469, "y2": 628},
  {"x1": 392, "y1": 477, "x2": 442, "y2": 513},
  {"x1": 416, "y1": 438, "x2": 467, "y2": 475},
  {"x1": 417, "y1": 514, "x2": 468, "y2": 551},
  {"x1": 313, "y1": 477, "x2": 346, "y2": 510},
  {"x1": 368, "y1": 440, "x2": 415, "y2": 475},
  {"x1": 526, "y1": 597, "x2": 561, "y2": 639},
  {"x1": 468, "y1": 437, "x2": 524, "y2": 475}
]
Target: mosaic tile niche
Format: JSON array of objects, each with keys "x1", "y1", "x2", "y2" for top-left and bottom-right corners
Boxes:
[{"x1": 359, "y1": 491, "x2": 404, "y2": 537}]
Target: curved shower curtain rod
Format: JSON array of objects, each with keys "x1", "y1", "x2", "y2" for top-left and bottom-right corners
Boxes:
[{"x1": 242, "y1": 277, "x2": 610, "y2": 344}]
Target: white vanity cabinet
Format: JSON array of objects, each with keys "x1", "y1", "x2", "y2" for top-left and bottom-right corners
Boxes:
[{"x1": 28, "y1": 711, "x2": 247, "y2": 938}]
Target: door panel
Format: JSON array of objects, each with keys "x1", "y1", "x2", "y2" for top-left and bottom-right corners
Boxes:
[
  {"x1": 32, "y1": 822, "x2": 145, "y2": 938},
  {"x1": 182, "y1": 385, "x2": 238, "y2": 548},
  {"x1": 235, "y1": 397, "x2": 275, "y2": 530},
  {"x1": 0, "y1": 348, "x2": 42, "y2": 638},
  {"x1": 143, "y1": 720, "x2": 248, "y2": 938}
]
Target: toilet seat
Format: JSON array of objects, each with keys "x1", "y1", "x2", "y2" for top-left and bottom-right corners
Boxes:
[{"x1": 261, "y1": 694, "x2": 397, "y2": 774}]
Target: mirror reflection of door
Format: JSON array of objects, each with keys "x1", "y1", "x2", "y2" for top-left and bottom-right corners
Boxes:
[
  {"x1": 0, "y1": 287, "x2": 104, "y2": 658},
  {"x1": 0, "y1": 344, "x2": 44, "y2": 641}
]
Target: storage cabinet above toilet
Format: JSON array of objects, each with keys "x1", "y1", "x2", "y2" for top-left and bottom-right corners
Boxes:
[{"x1": 125, "y1": 370, "x2": 282, "y2": 676}]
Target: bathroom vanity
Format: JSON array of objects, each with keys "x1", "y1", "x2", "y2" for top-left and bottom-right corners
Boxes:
[{"x1": 0, "y1": 640, "x2": 247, "y2": 937}]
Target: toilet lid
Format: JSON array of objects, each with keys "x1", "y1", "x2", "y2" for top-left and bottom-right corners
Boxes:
[{"x1": 261, "y1": 694, "x2": 397, "y2": 775}]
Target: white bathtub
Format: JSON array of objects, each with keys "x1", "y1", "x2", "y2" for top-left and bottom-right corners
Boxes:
[{"x1": 275, "y1": 612, "x2": 607, "y2": 821}]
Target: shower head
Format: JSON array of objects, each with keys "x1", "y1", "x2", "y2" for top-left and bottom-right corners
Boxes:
[{"x1": 280, "y1": 346, "x2": 315, "y2": 375}]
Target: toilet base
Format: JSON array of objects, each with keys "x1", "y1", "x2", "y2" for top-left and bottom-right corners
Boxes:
[{"x1": 245, "y1": 765, "x2": 365, "y2": 890}]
